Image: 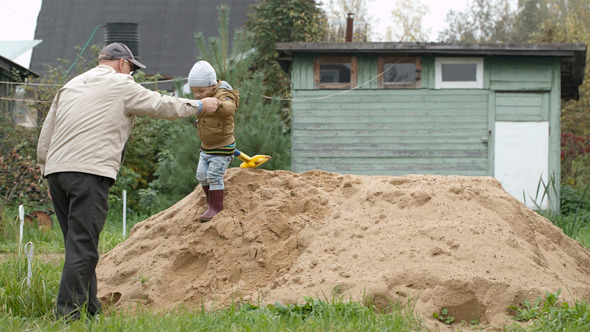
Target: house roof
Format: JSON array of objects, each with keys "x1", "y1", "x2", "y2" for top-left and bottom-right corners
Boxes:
[
  {"x1": 0, "y1": 40, "x2": 43, "y2": 61},
  {"x1": 276, "y1": 42, "x2": 588, "y2": 101},
  {"x1": 31, "y1": 0, "x2": 256, "y2": 80},
  {"x1": 0, "y1": 54, "x2": 39, "y2": 80}
]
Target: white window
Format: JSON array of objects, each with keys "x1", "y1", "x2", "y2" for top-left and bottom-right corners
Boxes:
[{"x1": 435, "y1": 57, "x2": 484, "y2": 89}]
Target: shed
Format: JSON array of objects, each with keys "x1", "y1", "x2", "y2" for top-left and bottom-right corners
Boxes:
[
  {"x1": 0, "y1": 55, "x2": 39, "y2": 126},
  {"x1": 275, "y1": 42, "x2": 587, "y2": 211}
]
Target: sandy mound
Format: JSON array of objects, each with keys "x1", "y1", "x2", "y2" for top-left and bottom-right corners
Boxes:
[{"x1": 97, "y1": 168, "x2": 590, "y2": 329}]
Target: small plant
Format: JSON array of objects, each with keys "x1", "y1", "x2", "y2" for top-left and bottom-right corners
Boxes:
[
  {"x1": 510, "y1": 297, "x2": 543, "y2": 321},
  {"x1": 559, "y1": 182, "x2": 590, "y2": 238},
  {"x1": 528, "y1": 175, "x2": 590, "y2": 240},
  {"x1": 509, "y1": 289, "x2": 562, "y2": 322},
  {"x1": 134, "y1": 271, "x2": 151, "y2": 284},
  {"x1": 508, "y1": 289, "x2": 590, "y2": 330},
  {"x1": 433, "y1": 307, "x2": 455, "y2": 324},
  {"x1": 525, "y1": 173, "x2": 559, "y2": 212}
]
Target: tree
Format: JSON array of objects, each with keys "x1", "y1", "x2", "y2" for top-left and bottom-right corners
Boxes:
[
  {"x1": 438, "y1": 0, "x2": 515, "y2": 43},
  {"x1": 196, "y1": 5, "x2": 291, "y2": 172},
  {"x1": 244, "y1": 0, "x2": 327, "y2": 103},
  {"x1": 146, "y1": 5, "x2": 291, "y2": 213},
  {"x1": 529, "y1": 0, "x2": 590, "y2": 187},
  {"x1": 322, "y1": 0, "x2": 372, "y2": 42},
  {"x1": 512, "y1": 0, "x2": 552, "y2": 42},
  {"x1": 387, "y1": 0, "x2": 430, "y2": 42}
]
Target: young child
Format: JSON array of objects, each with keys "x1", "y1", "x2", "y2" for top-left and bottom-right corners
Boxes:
[{"x1": 188, "y1": 60, "x2": 239, "y2": 222}]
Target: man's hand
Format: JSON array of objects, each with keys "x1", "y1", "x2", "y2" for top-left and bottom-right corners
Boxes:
[{"x1": 200, "y1": 97, "x2": 221, "y2": 113}]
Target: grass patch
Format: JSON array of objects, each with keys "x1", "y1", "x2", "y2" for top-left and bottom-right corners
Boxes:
[
  {"x1": 0, "y1": 203, "x2": 147, "y2": 255},
  {"x1": 578, "y1": 225, "x2": 590, "y2": 249},
  {"x1": 0, "y1": 256, "x2": 61, "y2": 318},
  {"x1": 507, "y1": 290, "x2": 590, "y2": 331},
  {"x1": 0, "y1": 281, "x2": 429, "y2": 331}
]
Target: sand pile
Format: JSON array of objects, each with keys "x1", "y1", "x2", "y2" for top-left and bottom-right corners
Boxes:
[{"x1": 97, "y1": 168, "x2": 590, "y2": 329}]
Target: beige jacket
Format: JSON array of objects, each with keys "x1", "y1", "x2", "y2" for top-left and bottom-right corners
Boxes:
[{"x1": 37, "y1": 65, "x2": 203, "y2": 180}]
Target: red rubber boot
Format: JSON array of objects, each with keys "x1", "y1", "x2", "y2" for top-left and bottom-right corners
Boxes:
[
  {"x1": 202, "y1": 185, "x2": 210, "y2": 207},
  {"x1": 199, "y1": 189, "x2": 223, "y2": 222}
]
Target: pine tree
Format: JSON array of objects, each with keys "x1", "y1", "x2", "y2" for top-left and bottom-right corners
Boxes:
[{"x1": 149, "y1": 5, "x2": 291, "y2": 211}]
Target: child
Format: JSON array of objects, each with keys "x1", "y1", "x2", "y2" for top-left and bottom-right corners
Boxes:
[{"x1": 188, "y1": 60, "x2": 239, "y2": 222}]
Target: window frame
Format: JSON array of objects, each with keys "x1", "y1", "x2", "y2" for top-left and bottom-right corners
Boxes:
[
  {"x1": 378, "y1": 57, "x2": 422, "y2": 89},
  {"x1": 314, "y1": 56, "x2": 357, "y2": 89},
  {"x1": 435, "y1": 57, "x2": 484, "y2": 89}
]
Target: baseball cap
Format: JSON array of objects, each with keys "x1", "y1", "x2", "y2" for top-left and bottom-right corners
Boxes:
[{"x1": 98, "y1": 42, "x2": 146, "y2": 69}]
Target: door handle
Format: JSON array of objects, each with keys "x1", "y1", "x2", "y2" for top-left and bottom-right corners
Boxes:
[{"x1": 482, "y1": 130, "x2": 491, "y2": 143}]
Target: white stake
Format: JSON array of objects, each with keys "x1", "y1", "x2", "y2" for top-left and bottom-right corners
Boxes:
[
  {"x1": 123, "y1": 190, "x2": 127, "y2": 239},
  {"x1": 25, "y1": 242, "x2": 34, "y2": 287},
  {"x1": 18, "y1": 205, "x2": 24, "y2": 256}
]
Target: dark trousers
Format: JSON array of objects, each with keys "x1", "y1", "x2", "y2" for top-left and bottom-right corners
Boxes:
[{"x1": 47, "y1": 172, "x2": 112, "y2": 319}]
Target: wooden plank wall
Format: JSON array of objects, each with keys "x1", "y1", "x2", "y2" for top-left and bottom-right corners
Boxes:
[{"x1": 291, "y1": 89, "x2": 490, "y2": 175}]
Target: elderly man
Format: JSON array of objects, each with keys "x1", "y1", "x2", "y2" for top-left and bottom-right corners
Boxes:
[{"x1": 37, "y1": 42, "x2": 220, "y2": 320}]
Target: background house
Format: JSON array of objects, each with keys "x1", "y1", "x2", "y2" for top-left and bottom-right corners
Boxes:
[
  {"x1": 0, "y1": 54, "x2": 39, "y2": 127},
  {"x1": 0, "y1": 40, "x2": 42, "y2": 127},
  {"x1": 31, "y1": 0, "x2": 256, "y2": 82},
  {"x1": 276, "y1": 42, "x2": 587, "y2": 211}
]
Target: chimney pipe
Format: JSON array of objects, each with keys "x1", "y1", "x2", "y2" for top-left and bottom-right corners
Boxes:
[
  {"x1": 105, "y1": 22, "x2": 141, "y2": 59},
  {"x1": 345, "y1": 13, "x2": 354, "y2": 42}
]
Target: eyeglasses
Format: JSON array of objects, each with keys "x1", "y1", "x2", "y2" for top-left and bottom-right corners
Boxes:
[{"x1": 124, "y1": 59, "x2": 136, "y2": 76}]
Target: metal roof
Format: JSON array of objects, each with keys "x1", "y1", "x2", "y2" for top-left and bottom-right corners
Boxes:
[
  {"x1": 31, "y1": 0, "x2": 256, "y2": 79},
  {"x1": 276, "y1": 42, "x2": 586, "y2": 55},
  {"x1": 0, "y1": 40, "x2": 43, "y2": 61},
  {"x1": 276, "y1": 42, "x2": 587, "y2": 100}
]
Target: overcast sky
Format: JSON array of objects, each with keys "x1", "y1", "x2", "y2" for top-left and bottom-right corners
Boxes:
[{"x1": 0, "y1": 0, "x2": 516, "y2": 68}]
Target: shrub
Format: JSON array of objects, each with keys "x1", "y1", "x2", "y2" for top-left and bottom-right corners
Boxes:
[{"x1": 0, "y1": 147, "x2": 48, "y2": 208}]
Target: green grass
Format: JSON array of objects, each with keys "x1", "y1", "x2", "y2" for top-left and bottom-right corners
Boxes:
[
  {"x1": 0, "y1": 203, "x2": 145, "y2": 254},
  {"x1": 577, "y1": 225, "x2": 590, "y2": 249},
  {"x1": 506, "y1": 290, "x2": 590, "y2": 331},
  {"x1": 1, "y1": 303, "x2": 423, "y2": 331},
  {"x1": 0, "y1": 259, "x2": 428, "y2": 331}
]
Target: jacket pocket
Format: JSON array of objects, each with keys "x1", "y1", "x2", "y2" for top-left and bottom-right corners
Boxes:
[
  {"x1": 200, "y1": 118, "x2": 224, "y2": 137},
  {"x1": 222, "y1": 118, "x2": 234, "y2": 135}
]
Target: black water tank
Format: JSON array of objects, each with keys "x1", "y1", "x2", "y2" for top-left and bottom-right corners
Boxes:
[{"x1": 104, "y1": 23, "x2": 140, "y2": 58}]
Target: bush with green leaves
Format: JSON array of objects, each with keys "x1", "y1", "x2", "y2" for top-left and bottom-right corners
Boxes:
[
  {"x1": 1, "y1": 46, "x2": 101, "y2": 212},
  {"x1": 0, "y1": 147, "x2": 47, "y2": 208}
]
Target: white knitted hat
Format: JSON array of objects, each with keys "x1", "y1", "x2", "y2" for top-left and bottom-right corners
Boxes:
[{"x1": 188, "y1": 61, "x2": 217, "y2": 87}]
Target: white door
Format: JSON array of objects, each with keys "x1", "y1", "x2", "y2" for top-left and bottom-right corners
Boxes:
[{"x1": 494, "y1": 121, "x2": 549, "y2": 209}]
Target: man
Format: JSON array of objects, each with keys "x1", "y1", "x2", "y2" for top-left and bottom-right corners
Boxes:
[{"x1": 36, "y1": 42, "x2": 220, "y2": 320}]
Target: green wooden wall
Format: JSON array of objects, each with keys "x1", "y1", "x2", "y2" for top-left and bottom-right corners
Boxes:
[{"x1": 292, "y1": 90, "x2": 490, "y2": 175}]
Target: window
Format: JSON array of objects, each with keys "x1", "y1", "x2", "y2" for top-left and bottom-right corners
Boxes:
[
  {"x1": 314, "y1": 56, "x2": 357, "y2": 89},
  {"x1": 378, "y1": 57, "x2": 422, "y2": 89},
  {"x1": 435, "y1": 57, "x2": 484, "y2": 89}
]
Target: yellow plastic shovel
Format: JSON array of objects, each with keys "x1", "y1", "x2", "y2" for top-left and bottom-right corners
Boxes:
[{"x1": 234, "y1": 149, "x2": 271, "y2": 168}]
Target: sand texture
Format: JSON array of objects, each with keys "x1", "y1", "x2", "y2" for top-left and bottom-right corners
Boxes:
[{"x1": 97, "y1": 168, "x2": 590, "y2": 329}]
